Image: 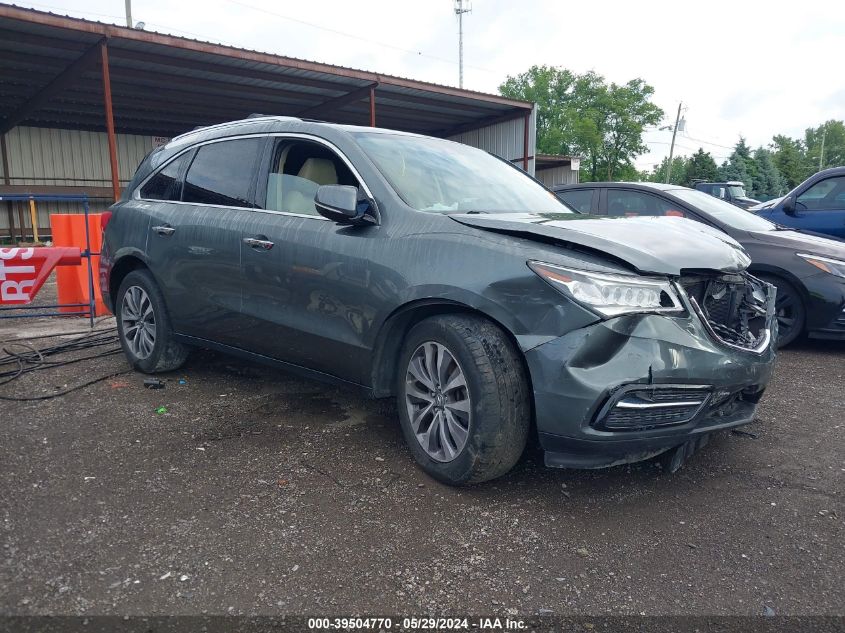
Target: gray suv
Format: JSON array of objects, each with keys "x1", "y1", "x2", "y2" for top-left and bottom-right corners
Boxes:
[{"x1": 100, "y1": 116, "x2": 777, "y2": 485}]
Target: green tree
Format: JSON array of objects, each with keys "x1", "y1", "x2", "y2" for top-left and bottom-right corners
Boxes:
[
  {"x1": 649, "y1": 155, "x2": 688, "y2": 184},
  {"x1": 718, "y1": 138, "x2": 756, "y2": 193},
  {"x1": 733, "y1": 136, "x2": 753, "y2": 161},
  {"x1": 770, "y1": 135, "x2": 808, "y2": 189},
  {"x1": 497, "y1": 65, "x2": 577, "y2": 156},
  {"x1": 751, "y1": 148, "x2": 786, "y2": 199},
  {"x1": 682, "y1": 148, "x2": 719, "y2": 186},
  {"x1": 499, "y1": 66, "x2": 663, "y2": 181},
  {"x1": 805, "y1": 120, "x2": 845, "y2": 171}
]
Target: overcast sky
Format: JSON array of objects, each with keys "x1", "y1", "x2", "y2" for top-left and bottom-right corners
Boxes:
[{"x1": 18, "y1": 0, "x2": 845, "y2": 170}]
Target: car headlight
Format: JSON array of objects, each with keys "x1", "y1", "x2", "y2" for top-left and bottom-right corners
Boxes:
[
  {"x1": 528, "y1": 261, "x2": 684, "y2": 317},
  {"x1": 797, "y1": 253, "x2": 845, "y2": 279}
]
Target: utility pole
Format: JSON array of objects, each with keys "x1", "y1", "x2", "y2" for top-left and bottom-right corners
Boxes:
[
  {"x1": 665, "y1": 101, "x2": 682, "y2": 184},
  {"x1": 125, "y1": 0, "x2": 132, "y2": 27},
  {"x1": 454, "y1": 0, "x2": 471, "y2": 88},
  {"x1": 819, "y1": 123, "x2": 827, "y2": 171}
]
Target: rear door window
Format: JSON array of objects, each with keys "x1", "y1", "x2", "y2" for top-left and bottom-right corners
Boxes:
[
  {"x1": 556, "y1": 189, "x2": 594, "y2": 213},
  {"x1": 182, "y1": 138, "x2": 263, "y2": 207},
  {"x1": 139, "y1": 152, "x2": 191, "y2": 201},
  {"x1": 606, "y1": 190, "x2": 687, "y2": 217}
]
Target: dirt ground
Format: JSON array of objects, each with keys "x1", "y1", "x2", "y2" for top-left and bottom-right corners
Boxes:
[{"x1": 1, "y1": 303, "x2": 843, "y2": 617}]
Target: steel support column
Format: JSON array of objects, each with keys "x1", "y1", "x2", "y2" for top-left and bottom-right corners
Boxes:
[
  {"x1": 0, "y1": 133, "x2": 15, "y2": 241},
  {"x1": 522, "y1": 111, "x2": 530, "y2": 172},
  {"x1": 100, "y1": 41, "x2": 120, "y2": 202},
  {"x1": 369, "y1": 85, "x2": 376, "y2": 127}
]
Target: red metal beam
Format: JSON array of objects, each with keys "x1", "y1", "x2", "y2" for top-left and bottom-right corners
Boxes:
[
  {"x1": 0, "y1": 184, "x2": 115, "y2": 197},
  {"x1": 100, "y1": 41, "x2": 120, "y2": 202},
  {"x1": 370, "y1": 85, "x2": 376, "y2": 127}
]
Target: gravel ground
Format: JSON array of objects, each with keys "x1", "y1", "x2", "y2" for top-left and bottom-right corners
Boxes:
[{"x1": 0, "y1": 313, "x2": 843, "y2": 618}]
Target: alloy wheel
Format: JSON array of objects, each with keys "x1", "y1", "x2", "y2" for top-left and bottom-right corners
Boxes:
[
  {"x1": 774, "y1": 288, "x2": 797, "y2": 341},
  {"x1": 121, "y1": 285, "x2": 156, "y2": 360},
  {"x1": 404, "y1": 341, "x2": 472, "y2": 462}
]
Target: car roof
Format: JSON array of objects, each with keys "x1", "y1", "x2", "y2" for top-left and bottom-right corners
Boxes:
[
  {"x1": 553, "y1": 182, "x2": 682, "y2": 192},
  {"x1": 810, "y1": 166, "x2": 845, "y2": 178},
  {"x1": 167, "y1": 115, "x2": 423, "y2": 147}
]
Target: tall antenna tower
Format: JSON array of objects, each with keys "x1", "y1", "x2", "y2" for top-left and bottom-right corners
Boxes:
[{"x1": 454, "y1": 0, "x2": 472, "y2": 88}]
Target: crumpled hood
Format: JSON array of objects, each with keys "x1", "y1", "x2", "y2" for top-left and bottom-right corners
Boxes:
[{"x1": 449, "y1": 212, "x2": 751, "y2": 276}]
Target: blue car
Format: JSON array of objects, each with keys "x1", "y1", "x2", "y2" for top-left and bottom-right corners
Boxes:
[{"x1": 753, "y1": 167, "x2": 845, "y2": 239}]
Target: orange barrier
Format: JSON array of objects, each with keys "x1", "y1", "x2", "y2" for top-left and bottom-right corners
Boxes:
[{"x1": 49, "y1": 213, "x2": 106, "y2": 316}]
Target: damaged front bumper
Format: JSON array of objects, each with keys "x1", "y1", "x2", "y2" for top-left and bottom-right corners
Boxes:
[{"x1": 525, "y1": 304, "x2": 776, "y2": 469}]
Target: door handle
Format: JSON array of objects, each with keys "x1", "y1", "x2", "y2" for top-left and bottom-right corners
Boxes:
[
  {"x1": 152, "y1": 224, "x2": 175, "y2": 236},
  {"x1": 243, "y1": 237, "x2": 274, "y2": 251}
]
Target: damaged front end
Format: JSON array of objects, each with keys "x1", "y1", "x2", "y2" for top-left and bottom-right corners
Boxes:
[
  {"x1": 524, "y1": 268, "x2": 778, "y2": 472},
  {"x1": 680, "y1": 272, "x2": 777, "y2": 354}
]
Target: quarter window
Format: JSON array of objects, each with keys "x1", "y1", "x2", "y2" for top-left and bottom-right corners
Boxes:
[
  {"x1": 557, "y1": 189, "x2": 593, "y2": 213},
  {"x1": 139, "y1": 152, "x2": 190, "y2": 201},
  {"x1": 182, "y1": 138, "x2": 263, "y2": 207}
]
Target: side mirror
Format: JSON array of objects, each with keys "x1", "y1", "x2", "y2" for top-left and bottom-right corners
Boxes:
[
  {"x1": 314, "y1": 185, "x2": 376, "y2": 225},
  {"x1": 781, "y1": 196, "x2": 796, "y2": 216}
]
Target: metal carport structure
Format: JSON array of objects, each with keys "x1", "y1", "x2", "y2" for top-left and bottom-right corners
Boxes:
[{"x1": 0, "y1": 3, "x2": 535, "y2": 215}]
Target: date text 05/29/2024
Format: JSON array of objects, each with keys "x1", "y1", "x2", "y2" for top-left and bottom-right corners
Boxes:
[{"x1": 307, "y1": 617, "x2": 527, "y2": 631}]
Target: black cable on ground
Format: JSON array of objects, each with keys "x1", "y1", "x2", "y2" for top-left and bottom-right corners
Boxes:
[
  {"x1": 0, "y1": 326, "x2": 126, "y2": 400},
  {"x1": 0, "y1": 369, "x2": 132, "y2": 401}
]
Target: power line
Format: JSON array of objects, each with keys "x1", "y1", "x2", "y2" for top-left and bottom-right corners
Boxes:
[
  {"x1": 680, "y1": 131, "x2": 736, "y2": 151},
  {"x1": 18, "y1": 0, "x2": 501, "y2": 77},
  {"x1": 222, "y1": 0, "x2": 500, "y2": 75}
]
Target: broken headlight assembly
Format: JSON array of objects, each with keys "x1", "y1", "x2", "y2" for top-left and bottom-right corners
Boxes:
[
  {"x1": 797, "y1": 253, "x2": 845, "y2": 279},
  {"x1": 528, "y1": 261, "x2": 684, "y2": 317}
]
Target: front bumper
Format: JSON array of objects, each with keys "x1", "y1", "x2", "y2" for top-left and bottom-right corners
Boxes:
[{"x1": 525, "y1": 312, "x2": 776, "y2": 469}]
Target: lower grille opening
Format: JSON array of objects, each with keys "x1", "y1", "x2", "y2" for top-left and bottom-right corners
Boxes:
[
  {"x1": 597, "y1": 387, "x2": 710, "y2": 431},
  {"x1": 680, "y1": 273, "x2": 773, "y2": 352}
]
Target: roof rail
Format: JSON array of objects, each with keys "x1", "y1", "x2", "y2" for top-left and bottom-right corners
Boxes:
[
  {"x1": 172, "y1": 116, "x2": 302, "y2": 142},
  {"x1": 247, "y1": 113, "x2": 302, "y2": 122}
]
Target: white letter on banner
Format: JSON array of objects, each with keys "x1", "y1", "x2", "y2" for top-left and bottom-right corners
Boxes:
[{"x1": 1, "y1": 279, "x2": 35, "y2": 302}]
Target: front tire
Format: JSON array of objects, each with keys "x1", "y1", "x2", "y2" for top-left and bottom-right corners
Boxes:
[
  {"x1": 396, "y1": 314, "x2": 530, "y2": 485},
  {"x1": 115, "y1": 269, "x2": 189, "y2": 373}
]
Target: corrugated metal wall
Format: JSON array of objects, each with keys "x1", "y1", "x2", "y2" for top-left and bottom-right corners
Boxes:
[
  {"x1": 4, "y1": 126, "x2": 157, "y2": 186},
  {"x1": 536, "y1": 165, "x2": 579, "y2": 187},
  {"x1": 448, "y1": 105, "x2": 537, "y2": 175},
  {"x1": 1, "y1": 126, "x2": 161, "y2": 238}
]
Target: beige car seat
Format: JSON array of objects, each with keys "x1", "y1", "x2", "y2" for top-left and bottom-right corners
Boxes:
[
  {"x1": 298, "y1": 158, "x2": 338, "y2": 185},
  {"x1": 284, "y1": 158, "x2": 338, "y2": 214}
]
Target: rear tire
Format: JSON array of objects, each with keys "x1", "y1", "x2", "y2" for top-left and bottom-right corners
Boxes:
[
  {"x1": 396, "y1": 314, "x2": 531, "y2": 486},
  {"x1": 115, "y1": 269, "x2": 189, "y2": 373},
  {"x1": 760, "y1": 274, "x2": 805, "y2": 347}
]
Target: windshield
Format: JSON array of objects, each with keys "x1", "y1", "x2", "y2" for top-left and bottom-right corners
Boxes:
[
  {"x1": 727, "y1": 185, "x2": 747, "y2": 198},
  {"x1": 353, "y1": 132, "x2": 571, "y2": 214},
  {"x1": 669, "y1": 188, "x2": 777, "y2": 232}
]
